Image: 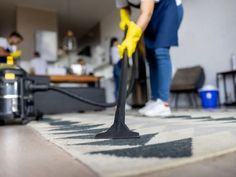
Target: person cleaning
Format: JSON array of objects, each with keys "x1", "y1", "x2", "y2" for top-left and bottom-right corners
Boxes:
[
  {"x1": 116, "y1": 0, "x2": 184, "y2": 117},
  {"x1": 0, "y1": 32, "x2": 23, "y2": 63}
]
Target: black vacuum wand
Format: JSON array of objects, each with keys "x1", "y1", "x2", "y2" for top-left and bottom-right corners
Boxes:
[
  {"x1": 95, "y1": 50, "x2": 140, "y2": 139},
  {"x1": 94, "y1": 28, "x2": 140, "y2": 139}
]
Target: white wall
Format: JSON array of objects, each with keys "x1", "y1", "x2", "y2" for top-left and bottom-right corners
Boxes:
[
  {"x1": 100, "y1": 10, "x2": 122, "y2": 64},
  {"x1": 100, "y1": 0, "x2": 236, "y2": 104},
  {"x1": 0, "y1": 3, "x2": 16, "y2": 37},
  {"x1": 172, "y1": 0, "x2": 236, "y2": 85},
  {"x1": 17, "y1": 6, "x2": 58, "y2": 60}
]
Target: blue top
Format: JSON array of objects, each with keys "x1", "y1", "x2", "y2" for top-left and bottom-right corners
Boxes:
[{"x1": 144, "y1": 0, "x2": 179, "y2": 49}]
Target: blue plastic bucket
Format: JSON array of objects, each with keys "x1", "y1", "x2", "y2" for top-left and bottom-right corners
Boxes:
[{"x1": 199, "y1": 90, "x2": 219, "y2": 109}]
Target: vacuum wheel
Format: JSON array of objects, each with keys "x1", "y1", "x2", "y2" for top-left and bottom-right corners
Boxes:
[
  {"x1": 0, "y1": 119, "x2": 6, "y2": 126},
  {"x1": 35, "y1": 111, "x2": 44, "y2": 121},
  {"x1": 21, "y1": 118, "x2": 31, "y2": 125}
]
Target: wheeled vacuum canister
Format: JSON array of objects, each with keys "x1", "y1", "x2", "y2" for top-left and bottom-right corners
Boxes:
[{"x1": 0, "y1": 60, "x2": 35, "y2": 124}]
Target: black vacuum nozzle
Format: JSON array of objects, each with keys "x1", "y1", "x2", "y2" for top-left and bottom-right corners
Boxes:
[{"x1": 95, "y1": 51, "x2": 140, "y2": 139}]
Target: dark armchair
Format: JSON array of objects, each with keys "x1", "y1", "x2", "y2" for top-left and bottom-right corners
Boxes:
[{"x1": 171, "y1": 66, "x2": 205, "y2": 108}]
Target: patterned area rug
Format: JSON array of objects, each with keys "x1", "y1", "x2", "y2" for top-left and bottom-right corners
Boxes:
[{"x1": 29, "y1": 109, "x2": 236, "y2": 177}]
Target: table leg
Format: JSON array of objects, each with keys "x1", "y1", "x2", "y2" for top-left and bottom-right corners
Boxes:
[
  {"x1": 232, "y1": 73, "x2": 236, "y2": 103},
  {"x1": 97, "y1": 80, "x2": 101, "y2": 88},
  {"x1": 216, "y1": 74, "x2": 221, "y2": 106},
  {"x1": 223, "y1": 75, "x2": 228, "y2": 104}
]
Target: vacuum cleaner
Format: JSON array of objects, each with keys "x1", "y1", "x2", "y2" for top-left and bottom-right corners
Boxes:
[
  {"x1": 0, "y1": 62, "x2": 35, "y2": 124},
  {"x1": 0, "y1": 51, "x2": 135, "y2": 110},
  {"x1": 0, "y1": 42, "x2": 147, "y2": 139},
  {"x1": 0, "y1": 61, "x2": 118, "y2": 124}
]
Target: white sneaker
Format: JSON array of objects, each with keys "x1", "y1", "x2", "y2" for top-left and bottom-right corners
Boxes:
[
  {"x1": 138, "y1": 100, "x2": 155, "y2": 115},
  {"x1": 125, "y1": 104, "x2": 132, "y2": 110},
  {"x1": 143, "y1": 99, "x2": 172, "y2": 117}
]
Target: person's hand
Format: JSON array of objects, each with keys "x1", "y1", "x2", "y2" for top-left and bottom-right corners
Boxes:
[
  {"x1": 118, "y1": 22, "x2": 143, "y2": 58},
  {"x1": 10, "y1": 50, "x2": 22, "y2": 58},
  {"x1": 119, "y1": 8, "x2": 131, "y2": 31}
]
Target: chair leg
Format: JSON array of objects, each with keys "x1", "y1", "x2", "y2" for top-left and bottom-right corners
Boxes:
[
  {"x1": 175, "y1": 93, "x2": 179, "y2": 109},
  {"x1": 187, "y1": 93, "x2": 194, "y2": 108},
  {"x1": 190, "y1": 92, "x2": 197, "y2": 108},
  {"x1": 193, "y1": 92, "x2": 199, "y2": 108}
]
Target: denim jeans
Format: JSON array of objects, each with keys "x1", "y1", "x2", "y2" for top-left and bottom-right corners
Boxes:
[
  {"x1": 146, "y1": 5, "x2": 184, "y2": 102},
  {"x1": 146, "y1": 48, "x2": 172, "y2": 102}
]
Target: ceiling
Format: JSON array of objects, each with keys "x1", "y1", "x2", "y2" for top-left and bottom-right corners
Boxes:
[{"x1": 0, "y1": 0, "x2": 116, "y2": 38}]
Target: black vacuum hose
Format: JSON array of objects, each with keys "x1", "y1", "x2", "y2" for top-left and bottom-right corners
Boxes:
[
  {"x1": 126, "y1": 52, "x2": 138, "y2": 96},
  {"x1": 49, "y1": 86, "x2": 117, "y2": 108}
]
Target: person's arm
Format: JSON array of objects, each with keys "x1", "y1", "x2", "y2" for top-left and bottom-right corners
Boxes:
[
  {"x1": 118, "y1": 0, "x2": 155, "y2": 58},
  {"x1": 119, "y1": 7, "x2": 131, "y2": 31},
  {"x1": 136, "y1": 0, "x2": 155, "y2": 31},
  {"x1": 0, "y1": 47, "x2": 22, "y2": 58},
  {"x1": 118, "y1": 0, "x2": 155, "y2": 32},
  {"x1": 0, "y1": 47, "x2": 10, "y2": 57}
]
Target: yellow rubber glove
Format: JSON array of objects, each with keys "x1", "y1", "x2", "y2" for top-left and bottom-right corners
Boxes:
[
  {"x1": 10, "y1": 50, "x2": 22, "y2": 58},
  {"x1": 118, "y1": 22, "x2": 143, "y2": 58},
  {"x1": 120, "y1": 8, "x2": 131, "y2": 31}
]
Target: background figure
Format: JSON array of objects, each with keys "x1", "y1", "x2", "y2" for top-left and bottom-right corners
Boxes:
[
  {"x1": 30, "y1": 52, "x2": 48, "y2": 75},
  {"x1": 110, "y1": 37, "x2": 122, "y2": 99},
  {"x1": 77, "y1": 58, "x2": 94, "y2": 75},
  {"x1": 0, "y1": 31, "x2": 23, "y2": 63}
]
